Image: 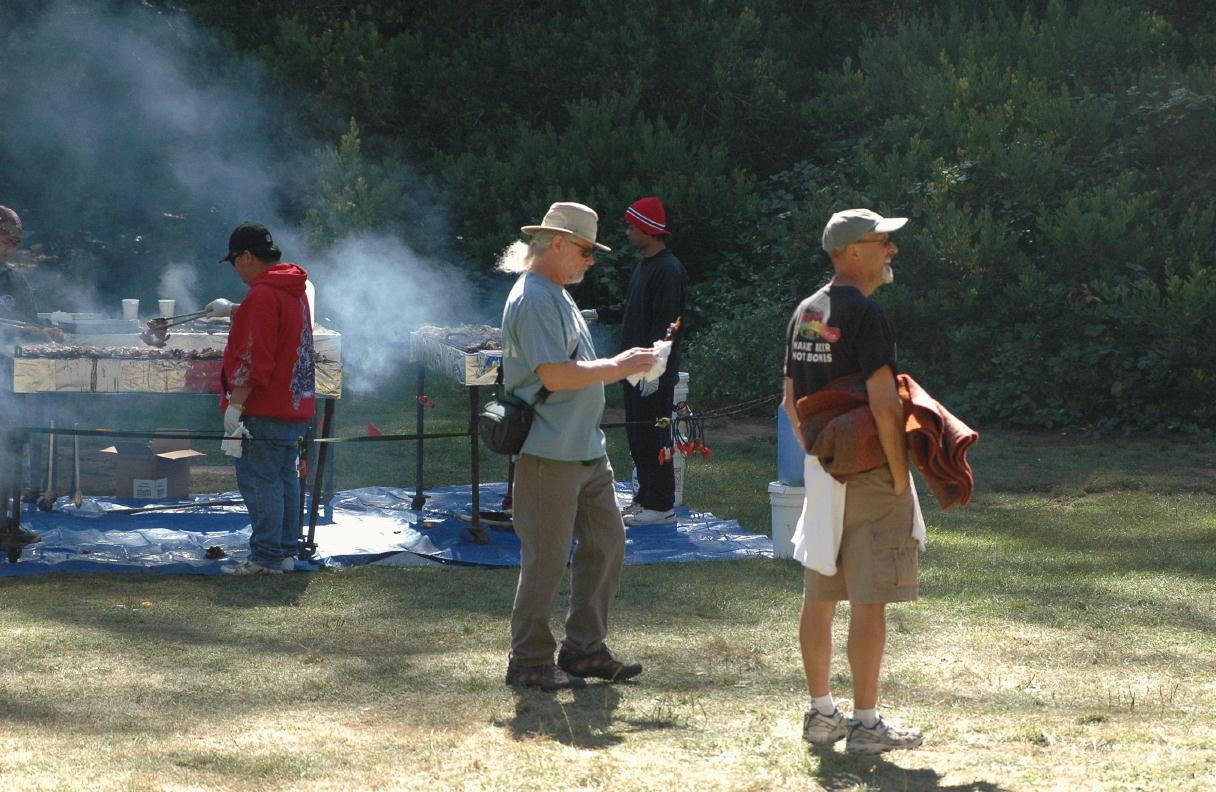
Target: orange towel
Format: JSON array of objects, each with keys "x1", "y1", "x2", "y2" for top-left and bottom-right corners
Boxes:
[{"x1": 795, "y1": 373, "x2": 978, "y2": 509}]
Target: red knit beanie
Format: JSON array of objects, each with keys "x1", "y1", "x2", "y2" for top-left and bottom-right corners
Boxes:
[{"x1": 624, "y1": 196, "x2": 671, "y2": 236}]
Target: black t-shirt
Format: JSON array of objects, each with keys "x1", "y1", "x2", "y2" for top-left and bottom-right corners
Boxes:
[
  {"x1": 784, "y1": 283, "x2": 897, "y2": 401},
  {"x1": 601, "y1": 248, "x2": 686, "y2": 382}
]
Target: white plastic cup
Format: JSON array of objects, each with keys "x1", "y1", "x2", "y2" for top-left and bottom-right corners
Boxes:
[
  {"x1": 122, "y1": 299, "x2": 139, "y2": 320},
  {"x1": 158, "y1": 299, "x2": 175, "y2": 318}
]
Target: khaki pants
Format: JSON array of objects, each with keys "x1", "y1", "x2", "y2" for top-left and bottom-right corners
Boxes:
[
  {"x1": 509, "y1": 454, "x2": 625, "y2": 665},
  {"x1": 804, "y1": 465, "x2": 919, "y2": 604}
]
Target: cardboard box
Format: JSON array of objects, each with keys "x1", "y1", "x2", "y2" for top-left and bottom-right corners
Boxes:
[{"x1": 100, "y1": 430, "x2": 206, "y2": 499}]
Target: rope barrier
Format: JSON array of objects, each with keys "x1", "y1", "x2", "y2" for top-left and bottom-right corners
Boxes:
[
  {"x1": 9, "y1": 393, "x2": 781, "y2": 446},
  {"x1": 13, "y1": 426, "x2": 471, "y2": 443}
]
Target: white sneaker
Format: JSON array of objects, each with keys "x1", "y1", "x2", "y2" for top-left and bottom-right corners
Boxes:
[
  {"x1": 802, "y1": 707, "x2": 847, "y2": 745},
  {"x1": 621, "y1": 501, "x2": 643, "y2": 516},
  {"x1": 624, "y1": 508, "x2": 677, "y2": 526},
  {"x1": 846, "y1": 716, "x2": 923, "y2": 754},
  {"x1": 221, "y1": 560, "x2": 281, "y2": 576}
]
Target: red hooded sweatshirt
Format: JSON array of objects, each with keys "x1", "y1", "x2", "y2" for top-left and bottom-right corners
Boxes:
[{"x1": 220, "y1": 263, "x2": 316, "y2": 423}]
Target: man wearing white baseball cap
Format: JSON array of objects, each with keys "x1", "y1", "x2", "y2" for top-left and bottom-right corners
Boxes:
[{"x1": 782, "y1": 208, "x2": 926, "y2": 754}]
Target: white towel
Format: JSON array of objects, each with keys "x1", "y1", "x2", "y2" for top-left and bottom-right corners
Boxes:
[{"x1": 792, "y1": 455, "x2": 926, "y2": 575}]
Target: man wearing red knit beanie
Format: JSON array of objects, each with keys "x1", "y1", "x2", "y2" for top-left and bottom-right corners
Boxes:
[{"x1": 585, "y1": 197, "x2": 686, "y2": 525}]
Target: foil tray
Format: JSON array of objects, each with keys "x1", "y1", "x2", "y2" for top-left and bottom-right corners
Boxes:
[{"x1": 409, "y1": 331, "x2": 501, "y2": 386}]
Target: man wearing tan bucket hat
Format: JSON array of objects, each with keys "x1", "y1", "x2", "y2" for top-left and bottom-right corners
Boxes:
[{"x1": 497, "y1": 201, "x2": 659, "y2": 690}]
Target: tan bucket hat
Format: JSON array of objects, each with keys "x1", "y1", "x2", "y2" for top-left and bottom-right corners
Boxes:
[{"x1": 521, "y1": 202, "x2": 611, "y2": 252}]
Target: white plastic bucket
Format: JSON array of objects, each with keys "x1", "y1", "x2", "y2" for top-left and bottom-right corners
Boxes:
[
  {"x1": 767, "y1": 481, "x2": 804, "y2": 559},
  {"x1": 672, "y1": 371, "x2": 689, "y2": 506}
]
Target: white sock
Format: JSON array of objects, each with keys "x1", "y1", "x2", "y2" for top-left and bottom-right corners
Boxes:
[
  {"x1": 811, "y1": 693, "x2": 836, "y2": 716},
  {"x1": 853, "y1": 707, "x2": 879, "y2": 727}
]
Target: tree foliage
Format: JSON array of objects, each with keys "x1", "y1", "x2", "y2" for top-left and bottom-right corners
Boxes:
[{"x1": 165, "y1": 0, "x2": 1215, "y2": 432}]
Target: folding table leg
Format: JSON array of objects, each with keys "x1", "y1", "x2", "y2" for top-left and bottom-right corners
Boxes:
[{"x1": 411, "y1": 364, "x2": 427, "y2": 510}]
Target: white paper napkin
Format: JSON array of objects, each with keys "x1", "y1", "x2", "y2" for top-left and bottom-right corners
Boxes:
[{"x1": 626, "y1": 339, "x2": 672, "y2": 386}]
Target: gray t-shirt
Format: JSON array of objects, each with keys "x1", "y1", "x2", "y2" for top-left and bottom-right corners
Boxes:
[{"x1": 501, "y1": 272, "x2": 605, "y2": 461}]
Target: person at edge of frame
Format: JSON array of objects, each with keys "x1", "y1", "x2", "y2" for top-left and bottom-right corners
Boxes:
[{"x1": 0, "y1": 204, "x2": 64, "y2": 528}]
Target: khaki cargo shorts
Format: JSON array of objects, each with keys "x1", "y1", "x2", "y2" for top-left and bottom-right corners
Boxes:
[{"x1": 804, "y1": 465, "x2": 918, "y2": 604}]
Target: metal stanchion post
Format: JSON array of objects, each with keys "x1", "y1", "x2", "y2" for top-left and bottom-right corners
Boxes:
[
  {"x1": 468, "y1": 385, "x2": 487, "y2": 543},
  {"x1": 303, "y1": 398, "x2": 336, "y2": 560},
  {"x1": 412, "y1": 364, "x2": 427, "y2": 510}
]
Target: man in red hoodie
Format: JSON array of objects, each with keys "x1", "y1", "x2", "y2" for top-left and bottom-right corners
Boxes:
[{"x1": 216, "y1": 222, "x2": 316, "y2": 575}]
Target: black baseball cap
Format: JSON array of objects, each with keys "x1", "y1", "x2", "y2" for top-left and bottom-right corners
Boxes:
[{"x1": 221, "y1": 222, "x2": 281, "y2": 263}]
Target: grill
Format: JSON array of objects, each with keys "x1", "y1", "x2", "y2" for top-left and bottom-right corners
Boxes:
[
  {"x1": 0, "y1": 319, "x2": 344, "y2": 562},
  {"x1": 2, "y1": 325, "x2": 342, "y2": 396},
  {"x1": 409, "y1": 326, "x2": 501, "y2": 385},
  {"x1": 408, "y1": 325, "x2": 505, "y2": 543}
]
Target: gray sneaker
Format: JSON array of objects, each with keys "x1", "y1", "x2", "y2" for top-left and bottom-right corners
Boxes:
[
  {"x1": 802, "y1": 707, "x2": 846, "y2": 745},
  {"x1": 846, "y1": 716, "x2": 923, "y2": 754},
  {"x1": 220, "y1": 560, "x2": 282, "y2": 576},
  {"x1": 624, "y1": 508, "x2": 677, "y2": 526}
]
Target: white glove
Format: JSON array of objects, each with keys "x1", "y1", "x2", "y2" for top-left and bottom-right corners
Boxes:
[
  {"x1": 580, "y1": 309, "x2": 598, "y2": 322},
  {"x1": 224, "y1": 403, "x2": 244, "y2": 435},
  {"x1": 222, "y1": 423, "x2": 252, "y2": 458},
  {"x1": 206, "y1": 298, "x2": 237, "y2": 318},
  {"x1": 638, "y1": 378, "x2": 660, "y2": 398}
]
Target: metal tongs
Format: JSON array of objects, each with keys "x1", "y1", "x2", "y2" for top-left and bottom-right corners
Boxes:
[
  {"x1": 139, "y1": 308, "x2": 212, "y2": 348},
  {"x1": 0, "y1": 316, "x2": 64, "y2": 341}
]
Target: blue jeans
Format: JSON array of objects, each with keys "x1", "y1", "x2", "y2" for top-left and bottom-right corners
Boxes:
[{"x1": 233, "y1": 415, "x2": 309, "y2": 568}]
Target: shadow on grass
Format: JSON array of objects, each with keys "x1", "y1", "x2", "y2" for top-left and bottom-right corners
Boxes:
[
  {"x1": 500, "y1": 684, "x2": 626, "y2": 748},
  {"x1": 809, "y1": 747, "x2": 1008, "y2": 791},
  {"x1": 206, "y1": 573, "x2": 313, "y2": 608},
  {"x1": 499, "y1": 682, "x2": 686, "y2": 748}
]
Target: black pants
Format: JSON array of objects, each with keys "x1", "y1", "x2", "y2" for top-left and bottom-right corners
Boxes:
[{"x1": 621, "y1": 378, "x2": 675, "y2": 511}]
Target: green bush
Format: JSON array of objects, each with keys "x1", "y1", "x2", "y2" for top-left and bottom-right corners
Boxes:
[{"x1": 132, "y1": 1, "x2": 1216, "y2": 431}]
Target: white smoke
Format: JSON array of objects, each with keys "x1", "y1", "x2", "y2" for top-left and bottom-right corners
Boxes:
[
  {"x1": 157, "y1": 263, "x2": 202, "y2": 313},
  {"x1": 0, "y1": 1, "x2": 299, "y2": 309},
  {"x1": 1, "y1": 2, "x2": 494, "y2": 397},
  {"x1": 308, "y1": 234, "x2": 477, "y2": 394}
]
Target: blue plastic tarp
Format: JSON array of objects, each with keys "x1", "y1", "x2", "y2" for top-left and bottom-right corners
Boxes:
[{"x1": 1, "y1": 482, "x2": 773, "y2": 576}]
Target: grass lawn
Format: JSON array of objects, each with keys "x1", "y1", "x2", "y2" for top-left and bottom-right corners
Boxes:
[{"x1": 3, "y1": 378, "x2": 1216, "y2": 790}]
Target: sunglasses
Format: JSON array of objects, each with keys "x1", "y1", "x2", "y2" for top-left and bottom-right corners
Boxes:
[{"x1": 567, "y1": 238, "x2": 595, "y2": 259}]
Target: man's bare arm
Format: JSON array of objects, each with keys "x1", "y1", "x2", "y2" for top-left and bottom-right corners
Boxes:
[{"x1": 536, "y1": 347, "x2": 657, "y2": 391}]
